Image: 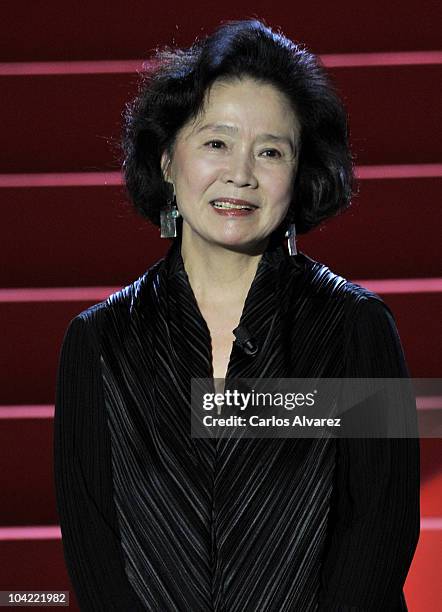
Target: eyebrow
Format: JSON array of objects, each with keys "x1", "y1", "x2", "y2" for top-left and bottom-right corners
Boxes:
[{"x1": 194, "y1": 123, "x2": 298, "y2": 153}]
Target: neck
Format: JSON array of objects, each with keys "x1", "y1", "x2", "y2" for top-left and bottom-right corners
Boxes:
[{"x1": 179, "y1": 228, "x2": 268, "y2": 309}]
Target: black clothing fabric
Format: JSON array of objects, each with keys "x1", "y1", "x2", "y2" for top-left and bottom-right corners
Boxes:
[{"x1": 54, "y1": 237, "x2": 420, "y2": 611}]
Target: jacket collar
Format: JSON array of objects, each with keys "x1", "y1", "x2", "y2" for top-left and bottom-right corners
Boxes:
[
  {"x1": 164, "y1": 231, "x2": 304, "y2": 279},
  {"x1": 161, "y1": 231, "x2": 307, "y2": 335},
  {"x1": 128, "y1": 233, "x2": 307, "y2": 325},
  {"x1": 143, "y1": 233, "x2": 307, "y2": 380}
]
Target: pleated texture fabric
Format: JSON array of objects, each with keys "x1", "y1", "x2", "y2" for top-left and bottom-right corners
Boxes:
[{"x1": 54, "y1": 235, "x2": 420, "y2": 611}]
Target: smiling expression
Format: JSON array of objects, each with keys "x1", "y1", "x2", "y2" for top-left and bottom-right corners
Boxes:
[{"x1": 161, "y1": 76, "x2": 302, "y2": 252}]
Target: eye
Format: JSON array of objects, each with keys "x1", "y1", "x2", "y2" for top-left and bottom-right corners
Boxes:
[
  {"x1": 261, "y1": 148, "x2": 282, "y2": 158},
  {"x1": 204, "y1": 139, "x2": 226, "y2": 149}
]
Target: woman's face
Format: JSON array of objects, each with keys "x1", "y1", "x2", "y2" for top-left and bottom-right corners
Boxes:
[{"x1": 161, "y1": 76, "x2": 301, "y2": 252}]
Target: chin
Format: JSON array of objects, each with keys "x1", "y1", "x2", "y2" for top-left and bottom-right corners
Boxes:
[{"x1": 211, "y1": 232, "x2": 269, "y2": 253}]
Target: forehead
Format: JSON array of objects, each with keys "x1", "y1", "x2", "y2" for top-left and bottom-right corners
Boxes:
[{"x1": 185, "y1": 77, "x2": 301, "y2": 138}]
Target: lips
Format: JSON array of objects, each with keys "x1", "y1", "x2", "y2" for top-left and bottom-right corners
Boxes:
[{"x1": 210, "y1": 198, "x2": 258, "y2": 210}]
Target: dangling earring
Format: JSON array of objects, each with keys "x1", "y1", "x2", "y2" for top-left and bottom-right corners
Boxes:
[
  {"x1": 160, "y1": 184, "x2": 181, "y2": 238},
  {"x1": 284, "y1": 223, "x2": 297, "y2": 256}
]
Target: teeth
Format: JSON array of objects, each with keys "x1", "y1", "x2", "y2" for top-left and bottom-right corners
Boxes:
[{"x1": 212, "y1": 200, "x2": 253, "y2": 210}]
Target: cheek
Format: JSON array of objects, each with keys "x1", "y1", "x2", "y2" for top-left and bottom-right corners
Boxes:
[
  {"x1": 263, "y1": 173, "x2": 294, "y2": 207},
  {"x1": 180, "y1": 157, "x2": 217, "y2": 191}
]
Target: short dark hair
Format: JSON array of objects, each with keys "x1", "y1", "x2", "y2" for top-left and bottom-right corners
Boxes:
[{"x1": 121, "y1": 17, "x2": 356, "y2": 238}]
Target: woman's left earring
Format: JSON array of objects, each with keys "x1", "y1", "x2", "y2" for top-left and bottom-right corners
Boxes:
[
  {"x1": 160, "y1": 185, "x2": 181, "y2": 238},
  {"x1": 284, "y1": 223, "x2": 298, "y2": 256}
]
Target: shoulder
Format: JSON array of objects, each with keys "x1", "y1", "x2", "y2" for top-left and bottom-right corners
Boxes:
[
  {"x1": 294, "y1": 254, "x2": 405, "y2": 370},
  {"x1": 296, "y1": 252, "x2": 401, "y2": 352},
  {"x1": 294, "y1": 251, "x2": 389, "y2": 313},
  {"x1": 66, "y1": 257, "x2": 165, "y2": 347},
  {"x1": 292, "y1": 252, "x2": 400, "y2": 345}
]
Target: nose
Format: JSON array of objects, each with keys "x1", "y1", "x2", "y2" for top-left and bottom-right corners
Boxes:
[{"x1": 221, "y1": 149, "x2": 258, "y2": 188}]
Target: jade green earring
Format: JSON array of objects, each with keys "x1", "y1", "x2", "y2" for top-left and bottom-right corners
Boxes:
[
  {"x1": 160, "y1": 183, "x2": 181, "y2": 238},
  {"x1": 284, "y1": 223, "x2": 297, "y2": 256}
]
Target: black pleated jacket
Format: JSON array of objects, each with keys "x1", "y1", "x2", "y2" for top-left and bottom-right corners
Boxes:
[{"x1": 54, "y1": 235, "x2": 420, "y2": 611}]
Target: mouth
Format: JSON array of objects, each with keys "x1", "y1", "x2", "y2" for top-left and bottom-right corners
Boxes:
[{"x1": 209, "y1": 198, "x2": 258, "y2": 211}]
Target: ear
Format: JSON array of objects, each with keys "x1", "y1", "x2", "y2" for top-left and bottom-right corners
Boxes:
[{"x1": 160, "y1": 151, "x2": 171, "y2": 183}]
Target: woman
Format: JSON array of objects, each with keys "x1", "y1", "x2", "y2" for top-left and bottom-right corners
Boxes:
[{"x1": 54, "y1": 18, "x2": 420, "y2": 611}]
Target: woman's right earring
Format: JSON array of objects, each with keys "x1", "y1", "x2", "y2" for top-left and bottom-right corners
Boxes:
[
  {"x1": 284, "y1": 223, "x2": 297, "y2": 256},
  {"x1": 160, "y1": 188, "x2": 181, "y2": 238}
]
